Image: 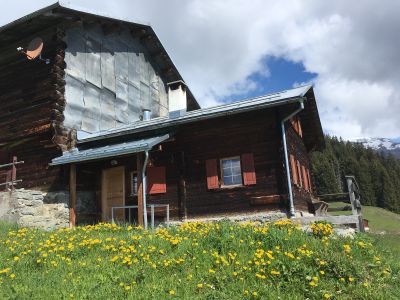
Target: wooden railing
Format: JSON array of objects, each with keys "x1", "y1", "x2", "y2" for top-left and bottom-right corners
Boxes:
[
  {"x1": 0, "y1": 156, "x2": 24, "y2": 192},
  {"x1": 317, "y1": 176, "x2": 365, "y2": 232},
  {"x1": 297, "y1": 176, "x2": 365, "y2": 232}
]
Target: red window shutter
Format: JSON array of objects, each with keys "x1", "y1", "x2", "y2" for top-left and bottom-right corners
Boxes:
[
  {"x1": 147, "y1": 166, "x2": 166, "y2": 194},
  {"x1": 302, "y1": 165, "x2": 309, "y2": 191},
  {"x1": 241, "y1": 153, "x2": 257, "y2": 185},
  {"x1": 296, "y1": 160, "x2": 302, "y2": 187},
  {"x1": 297, "y1": 118, "x2": 303, "y2": 137},
  {"x1": 289, "y1": 154, "x2": 298, "y2": 185},
  {"x1": 205, "y1": 159, "x2": 219, "y2": 189},
  {"x1": 307, "y1": 168, "x2": 312, "y2": 192},
  {"x1": 291, "y1": 118, "x2": 297, "y2": 132}
]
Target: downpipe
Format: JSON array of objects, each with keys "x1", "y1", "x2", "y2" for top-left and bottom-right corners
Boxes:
[
  {"x1": 281, "y1": 99, "x2": 304, "y2": 218},
  {"x1": 142, "y1": 151, "x2": 149, "y2": 229}
]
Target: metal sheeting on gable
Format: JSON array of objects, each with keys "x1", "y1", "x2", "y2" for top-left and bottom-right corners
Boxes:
[
  {"x1": 64, "y1": 75, "x2": 84, "y2": 129},
  {"x1": 82, "y1": 84, "x2": 101, "y2": 132},
  {"x1": 63, "y1": 24, "x2": 169, "y2": 134},
  {"x1": 85, "y1": 37, "x2": 102, "y2": 88},
  {"x1": 100, "y1": 89, "x2": 116, "y2": 131},
  {"x1": 101, "y1": 46, "x2": 116, "y2": 92}
]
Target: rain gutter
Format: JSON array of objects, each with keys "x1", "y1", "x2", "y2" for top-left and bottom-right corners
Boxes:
[{"x1": 281, "y1": 99, "x2": 305, "y2": 217}]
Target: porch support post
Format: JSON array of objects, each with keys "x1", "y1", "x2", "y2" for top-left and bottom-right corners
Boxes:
[
  {"x1": 136, "y1": 154, "x2": 144, "y2": 226},
  {"x1": 178, "y1": 151, "x2": 188, "y2": 220},
  {"x1": 69, "y1": 164, "x2": 77, "y2": 227}
]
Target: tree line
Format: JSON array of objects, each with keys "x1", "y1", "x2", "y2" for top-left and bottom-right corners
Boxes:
[{"x1": 310, "y1": 135, "x2": 400, "y2": 213}]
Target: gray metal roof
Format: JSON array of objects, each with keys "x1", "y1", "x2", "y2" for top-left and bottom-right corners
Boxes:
[
  {"x1": 0, "y1": 1, "x2": 149, "y2": 33},
  {"x1": 51, "y1": 134, "x2": 169, "y2": 165},
  {"x1": 78, "y1": 85, "x2": 313, "y2": 144}
]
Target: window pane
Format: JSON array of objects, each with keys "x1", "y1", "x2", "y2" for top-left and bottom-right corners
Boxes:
[
  {"x1": 222, "y1": 159, "x2": 231, "y2": 169},
  {"x1": 231, "y1": 159, "x2": 241, "y2": 168},
  {"x1": 224, "y1": 176, "x2": 233, "y2": 185},
  {"x1": 232, "y1": 166, "x2": 241, "y2": 176},
  {"x1": 232, "y1": 175, "x2": 243, "y2": 185},
  {"x1": 224, "y1": 168, "x2": 233, "y2": 177}
]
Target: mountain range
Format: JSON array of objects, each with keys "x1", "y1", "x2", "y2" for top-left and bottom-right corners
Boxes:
[{"x1": 353, "y1": 137, "x2": 400, "y2": 159}]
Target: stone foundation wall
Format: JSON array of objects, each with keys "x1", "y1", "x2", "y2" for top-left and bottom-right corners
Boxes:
[
  {"x1": 0, "y1": 189, "x2": 69, "y2": 229},
  {"x1": 0, "y1": 189, "x2": 99, "y2": 229}
]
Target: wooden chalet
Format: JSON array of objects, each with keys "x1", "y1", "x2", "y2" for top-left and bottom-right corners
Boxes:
[{"x1": 0, "y1": 2, "x2": 324, "y2": 228}]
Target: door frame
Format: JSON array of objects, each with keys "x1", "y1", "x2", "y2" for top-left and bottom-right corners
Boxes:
[{"x1": 101, "y1": 166, "x2": 125, "y2": 222}]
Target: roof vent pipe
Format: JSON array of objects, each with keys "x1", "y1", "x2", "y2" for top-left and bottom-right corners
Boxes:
[{"x1": 142, "y1": 109, "x2": 151, "y2": 121}]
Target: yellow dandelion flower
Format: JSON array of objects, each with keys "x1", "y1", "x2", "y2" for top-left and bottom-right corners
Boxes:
[
  {"x1": 197, "y1": 283, "x2": 203, "y2": 288},
  {"x1": 10, "y1": 274, "x2": 16, "y2": 279},
  {"x1": 271, "y1": 270, "x2": 280, "y2": 276},
  {"x1": 323, "y1": 293, "x2": 331, "y2": 299},
  {"x1": 169, "y1": 290, "x2": 175, "y2": 295}
]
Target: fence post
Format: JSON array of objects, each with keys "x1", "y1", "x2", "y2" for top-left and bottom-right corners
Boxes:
[
  {"x1": 11, "y1": 156, "x2": 17, "y2": 191},
  {"x1": 346, "y1": 176, "x2": 365, "y2": 232}
]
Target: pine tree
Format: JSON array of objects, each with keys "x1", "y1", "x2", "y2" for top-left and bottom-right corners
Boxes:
[{"x1": 310, "y1": 135, "x2": 400, "y2": 213}]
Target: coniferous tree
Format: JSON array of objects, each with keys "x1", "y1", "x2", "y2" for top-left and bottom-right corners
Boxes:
[{"x1": 310, "y1": 135, "x2": 400, "y2": 213}]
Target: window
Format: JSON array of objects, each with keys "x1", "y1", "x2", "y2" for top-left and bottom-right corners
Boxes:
[
  {"x1": 220, "y1": 157, "x2": 243, "y2": 186},
  {"x1": 130, "y1": 171, "x2": 138, "y2": 196},
  {"x1": 205, "y1": 153, "x2": 256, "y2": 190}
]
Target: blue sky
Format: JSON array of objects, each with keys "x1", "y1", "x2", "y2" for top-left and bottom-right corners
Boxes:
[{"x1": 226, "y1": 57, "x2": 317, "y2": 102}]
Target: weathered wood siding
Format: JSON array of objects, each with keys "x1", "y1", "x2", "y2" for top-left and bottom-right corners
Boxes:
[
  {"x1": 0, "y1": 26, "x2": 67, "y2": 190},
  {"x1": 146, "y1": 109, "x2": 287, "y2": 218},
  {"x1": 286, "y1": 117, "x2": 316, "y2": 213}
]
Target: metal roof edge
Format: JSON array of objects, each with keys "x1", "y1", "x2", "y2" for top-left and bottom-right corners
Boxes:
[
  {"x1": 79, "y1": 93, "x2": 306, "y2": 144},
  {"x1": 0, "y1": 2, "x2": 60, "y2": 33},
  {"x1": 57, "y1": 0, "x2": 151, "y2": 27},
  {"x1": 51, "y1": 133, "x2": 170, "y2": 165}
]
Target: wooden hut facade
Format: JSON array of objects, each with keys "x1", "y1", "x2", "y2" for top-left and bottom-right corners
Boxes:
[{"x1": 0, "y1": 2, "x2": 324, "y2": 227}]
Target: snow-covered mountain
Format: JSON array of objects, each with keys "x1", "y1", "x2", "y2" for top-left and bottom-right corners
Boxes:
[{"x1": 353, "y1": 138, "x2": 400, "y2": 158}]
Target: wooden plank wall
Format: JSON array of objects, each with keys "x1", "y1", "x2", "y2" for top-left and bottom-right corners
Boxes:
[
  {"x1": 0, "y1": 25, "x2": 68, "y2": 190},
  {"x1": 147, "y1": 109, "x2": 287, "y2": 218},
  {"x1": 286, "y1": 123, "x2": 315, "y2": 212}
]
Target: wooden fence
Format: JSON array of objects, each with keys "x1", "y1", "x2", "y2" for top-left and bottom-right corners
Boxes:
[{"x1": 0, "y1": 156, "x2": 24, "y2": 192}]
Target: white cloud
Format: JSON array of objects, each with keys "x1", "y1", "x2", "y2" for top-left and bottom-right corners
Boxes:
[{"x1": 1, "y1": 0, "x2": 399, "y2": 139}]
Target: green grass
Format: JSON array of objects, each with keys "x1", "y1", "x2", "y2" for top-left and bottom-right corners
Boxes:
[{"x1": 0, "y1": 221, "x2": 399, "y2": 299}]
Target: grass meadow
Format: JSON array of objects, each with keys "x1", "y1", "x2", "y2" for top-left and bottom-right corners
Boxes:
[{"x1": 0, "y1": 220, "x2": 399, "y2": 299}]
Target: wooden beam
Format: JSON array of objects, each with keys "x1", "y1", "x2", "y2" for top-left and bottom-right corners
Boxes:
[
  {"x1": 69, "y1": 164, "x2": 77, "y2": 227},
  {"x1": 136, "y1": 154, "x2": 144, "y2": 226},
  {"x1": 178, "y1": 151, "x2": 187, "y2": 220}
]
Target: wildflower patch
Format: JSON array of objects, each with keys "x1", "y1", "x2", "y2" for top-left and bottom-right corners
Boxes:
[{"x1": 0, "y1": 220, "x2": 397, "y2": 299}]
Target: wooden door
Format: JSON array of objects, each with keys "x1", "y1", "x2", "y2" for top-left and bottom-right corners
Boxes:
[{"x1": 101, "y1": 166, "x2": 125, "y2": 222}]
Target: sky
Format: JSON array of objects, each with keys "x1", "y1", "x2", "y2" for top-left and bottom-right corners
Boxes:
[{"x1": 1, "y1": 0, "x2": 399, "y2": 140}]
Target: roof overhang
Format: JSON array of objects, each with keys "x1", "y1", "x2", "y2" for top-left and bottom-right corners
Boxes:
[
  {"x1": 50, "y1": 134, "x2": 169, "y2": 166},
  {"x1": 78, "y1": 85, "x2": 313, "y2": 144}
]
